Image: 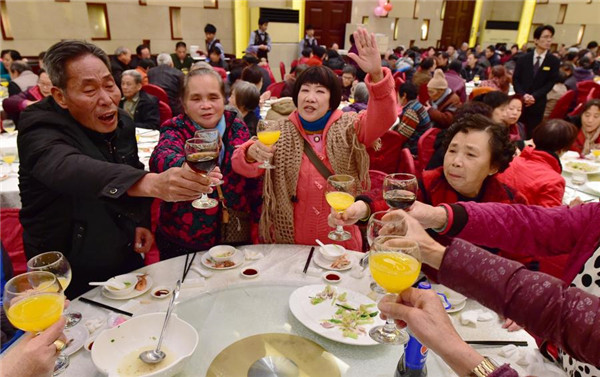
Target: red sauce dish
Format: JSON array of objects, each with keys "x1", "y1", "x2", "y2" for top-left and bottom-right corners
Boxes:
[
  {"x1": 241, "y1": 267, "x2": 260, "y2": 279},
  {"x1": 322, "y1": 272, "x2": 342, "y2": 284}
]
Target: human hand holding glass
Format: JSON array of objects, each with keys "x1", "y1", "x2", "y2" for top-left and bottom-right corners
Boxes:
[
  {"x1": 194, "y1": 129, "x2": 224, "y2": 186},
  {"x1": 256, "y1": 120, "x2": 280, "y2": 169},
  {"x1": 369, "y1": 235, "x2": 421, "y2": 345},
  {"x1": 185, "y1": 135, "x2": 219, "y2": 209},
  {"x1": 3, "y1": 271, "x2": 70, "y2": 375},
  {"x1": 27, "y1": 251, "x2": 81, "y2": 328},
  {"x1": 326, "y1": 174, "x2": 356, "y2": 241}
]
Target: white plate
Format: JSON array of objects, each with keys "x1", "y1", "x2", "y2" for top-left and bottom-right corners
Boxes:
[
  {"x1": 563, "y1": 160, "x2": 600, "y2": 175},
  {"x1": 446, "y1": 300, "x2": 467, "y2": 313},
  {"x1": 313, "y1": 252, "x2": 353, "y2": 271},
  {"x1": 101, "y1": 275, "x2": 153, "y2": 300},
  {"x1": 201, "y1": 249, "x2": 244, "y2": 270},
  {"x1": 288, "y1": 285, "x2": 384, "y2": 346},
  {"x1": 63, "y1": 324, "x2": 88, "y2": 356},
  {"x1": 587, "y1": 181, "x2": 600, "y2": 195}
]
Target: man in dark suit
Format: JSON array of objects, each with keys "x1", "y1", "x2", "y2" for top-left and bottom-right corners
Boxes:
[
  {"x1": 148, "y1": 53, "x2": 184, "y2": 116},
  {"x1": 513, "y1": 24, "x2": 560, "y2": 137},
  {"x1": 119, "y1": 70, "x2": 160, "y2": 130}
]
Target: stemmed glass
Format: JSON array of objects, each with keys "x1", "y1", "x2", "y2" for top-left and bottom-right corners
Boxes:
[
  {"x1": 383, "y1": 173, "x2": 418, "y2": 210},
  {"x1": 194, "y1": 129, "x2": 224, "y2": 185},
  {"x1": 325, "y1": 174, "x2": 356, "y2": 241},
  {"x1": 1, "y1": 149, "x2": 16, "y2": 173},
  {"x1": 185, "y1": 135, "x2": 219, "y2": 209},
  {"x1": 591, "y1": 143, "x2": 600, "y2": 161},
  {"x1": 366, "y1": 211, "x2": 407, "y2": 293},
  {"x1": 3, "y1": 119, "x2": 16, "y2": 135},
  {"x1": 369, "y1": 235, "x2": 421, "y2": 345},
  {"x1": 27, "y1": 251, "x2": 82, "y2": 328},
  {"x1": 256, "y1": 120, "x2": 280, "y2": 169},
  {"x1": 4, "y1": 271, "x2": 69, "y2": 374}
]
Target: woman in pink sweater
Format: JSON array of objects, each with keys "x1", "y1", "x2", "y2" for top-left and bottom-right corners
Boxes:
[{"x1": 232, "y1": 28, "x2": 397, "y2": 250}]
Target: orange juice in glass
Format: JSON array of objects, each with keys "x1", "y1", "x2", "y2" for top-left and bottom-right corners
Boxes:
[
  {"x1": 257, "y1": 120, "x2": 280, "y2": 169},
  {"x1": 326, "y1": 175, "x2": 356, "y2": 241}
]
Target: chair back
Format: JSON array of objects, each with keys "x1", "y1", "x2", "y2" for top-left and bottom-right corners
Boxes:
[
  {"x1": 417, "y1": 127, "x2": 441, "y2": 172},
  {"x1": 333, "y1": 69, "x2": 343, "y2": 76},
  {"x1": 158, "y1": 101, "x2": 173, "y2": 126},
  {"x1": 548, "y1": 90, "x2": 576, "y2": 119},
  {"x1": 397, "y1": 148, "x2": 417, "y2": 176},
  {"x1": 567, "y1": 102, "x2": 584, "y2": 118},
  {"x1": 212, "y1": 67, "x2": 228, "y2": 80},
  {"x1": 141, "y1": 84, "x2": 169, "y2": 104},
  {"x1": 279, "y1": 61, "x2": 286, "y2": 81},
  {"x1": 418, "y1": 83, "x2": 430, "y2": 103},
  {"x1": 266, "y1": 81, "x2": 286, "y2": 98},
  {"x1": 576, "y1": 80, "x2": 600, "y2": 105},
  {"x1": 587, "y1": 86, "x2": 599, "y2": 101},
  {"x1": 367, "y1": 131, "x2": 405, "y2": 174},
  {"x1": 0, "y1": 208, "x2": 26, "y2": 275},
  {"x1": 368, "y1": 169, "x2": 387, "y2": 203},
  {"x1": 393, "y1": 71, "x2": 406, "y2": 81}
]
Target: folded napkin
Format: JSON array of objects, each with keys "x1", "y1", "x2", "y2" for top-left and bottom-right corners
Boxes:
[
  {"x1": 460, "y1": 309, "x2": 495, "y2": 327},
  {"x1": 244, "y1": 250, "x2": 264, "y2": 260},
  {"x1": 84, "y1": 317, "x2": 105, "y2": 334}
]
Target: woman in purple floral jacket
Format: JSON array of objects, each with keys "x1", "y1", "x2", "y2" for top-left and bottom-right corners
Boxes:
[{"x1": 150, "y1": 68, "x2": 259, "y2": 259}]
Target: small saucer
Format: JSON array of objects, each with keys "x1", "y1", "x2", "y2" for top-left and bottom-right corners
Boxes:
[
  {"x1": 150, "y1": 286, "x2": 172, "y2": 299},
  {"x1": 240, "y1": 267, "x2": 260, "y2": 279},
  {"x1": 322, "y1": 272, "x2": 342, "y2": 284}
]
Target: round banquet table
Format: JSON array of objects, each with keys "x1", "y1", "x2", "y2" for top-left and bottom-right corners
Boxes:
[{"x1": 58, "y1": 244, "x2": 564, "y2": 377}]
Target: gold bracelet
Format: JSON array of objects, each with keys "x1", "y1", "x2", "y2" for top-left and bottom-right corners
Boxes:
[{"x1": 469, "y1": 357, "x2": 498, "y2": 377}]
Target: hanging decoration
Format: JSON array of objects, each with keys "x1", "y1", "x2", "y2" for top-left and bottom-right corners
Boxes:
[{"x1": 374, "y1": 0, "x2": 392, "y2": 17}]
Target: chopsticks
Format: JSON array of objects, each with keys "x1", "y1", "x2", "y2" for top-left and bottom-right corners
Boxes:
[
  {"x1": 182, "y1": 252, "x2": 198, "y2": 282},
  {"x1": 78, "y1": 297, "x2": 133, "y2": 317},
  {"x1": 466, "y1": 340, "x2": 528, "y2": 347},
  {"x1": 303, "y1": 247, "x2": 315, "y2": 274}
]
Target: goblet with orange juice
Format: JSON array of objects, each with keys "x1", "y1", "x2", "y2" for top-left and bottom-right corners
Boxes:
[
  {"x1": 256, "y1": 120, "x2": 280, "y2": 169},
  {"x1": 326, "y1": 174, "x2": 356, "y2": 241},
  {"x1": 27, "y1": 251, "x2": 81, "y2": 328},
  {"x1": 4, "y1": 271, "x2": 70, "y2": 374},
  {"x1": 369, "y1": 235, "x2": 421, "y2": 344}
]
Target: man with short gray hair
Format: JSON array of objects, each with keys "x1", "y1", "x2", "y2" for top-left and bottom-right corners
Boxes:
[
  {"x1": 8, "y1": 61, "x2": 38, "y2": 96},
  {"x1": 111, "y1": 46, "x2": 133, "y2": 87},
  {"x1": 148, "y1": 53, "x2": 184, "y2": 115},
  {"x1": 120, "y1": 69, "x2": 160, "y2": 130},
  {"x1": 17, "y1": 40, "x2": 216, "y2": 297}
]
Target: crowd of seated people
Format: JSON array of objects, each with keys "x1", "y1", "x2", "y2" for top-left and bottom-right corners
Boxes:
[{"x1": 2, "y1": 22, "x2": 600, "y2": 377}]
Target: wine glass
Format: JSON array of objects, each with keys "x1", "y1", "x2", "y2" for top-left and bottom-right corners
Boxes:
[
  {"x1": 369, "y1": 235, "x2": 421, "y2": 345},
  {"x1": 4, "y1": 271, "x2": 69, "y2": 374},
  {"x1": 194, "y1": 129, "x2": 224, "y2": 185},
  {"x1": 591, "y1": 144, "x2": 600, "y2": 161},
  {"x1": 473, "y1": 75, "x2": 481, "y2": 87},
  {"x1": 325, "y1": 174, "x2": 356, "y2": 241},
  {"x1": 1, "y1": 149, "x2": 16, "y2": 173},
  {"x1": 3, "y1": 119, "x2": 16, "y2": 135},
  {"x1": 383, "y1": 173, "x2": 418, "y2": 211},
  {"x1": 27, "y1": 251, "x2": 82, "y2": 328},
  {"x1": 366, "y1": 211, "x2": 407, "y2": 293},
  {"x1": 256, "y1": 120, "x2": 280, "y2": 169},
  {"x1": 185, "y1": 136, "x2": 219, "y2": 209}
]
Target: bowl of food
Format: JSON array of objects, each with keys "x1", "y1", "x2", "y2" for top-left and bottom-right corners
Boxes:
[
  {"x1": 103, "y1": 274, "x2": 138, "y2": 297},
  {"x1": 318, "y1": 244, "x2": 346, "y2": 261},
  {"x1": 208, "y1": 245, "x2": 238, "y2": 263},
  {"x1": 91, "y1": 312, "x2": 198, "y2": 377}
]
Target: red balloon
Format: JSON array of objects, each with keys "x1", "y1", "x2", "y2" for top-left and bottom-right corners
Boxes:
[{"x1": 383, "y1": 3, "x2": 393, "y2": 11}]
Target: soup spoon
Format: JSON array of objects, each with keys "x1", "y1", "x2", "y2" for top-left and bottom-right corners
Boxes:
[{"x1": 139, "y1": 280, "x2": 181, "y2": 364}]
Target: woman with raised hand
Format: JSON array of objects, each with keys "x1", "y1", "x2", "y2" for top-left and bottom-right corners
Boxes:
[{"x1": 233, "y1": 28, "x2": 397, "y2": 250}]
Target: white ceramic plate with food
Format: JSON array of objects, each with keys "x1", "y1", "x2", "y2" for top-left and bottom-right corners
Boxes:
[
  {"x1": 313, "y1": 252, "x2": 352, "y2": 271},
  {"x1": 563, "y1": 160, "x2": 600, "y2": 175},
  {"x1": 289, "y1": 285, "x2": 384, "y2": 346},
  {"x1": 63, "y1": 324, "x2": 89, "y2": 356},
  {"x1": 201, "y1": 249, "x2": 244, "y2": 270},
  {"x1": 101, "y1": 275, "x2": 153, "y2": 300}
]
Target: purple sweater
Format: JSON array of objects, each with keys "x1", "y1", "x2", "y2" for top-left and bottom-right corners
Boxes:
[{"x1": 440, "y1": 238, "x2": 600, "y2": 370}]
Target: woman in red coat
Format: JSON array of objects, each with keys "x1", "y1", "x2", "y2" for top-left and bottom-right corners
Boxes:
[{"x1": 500, "y1": 119, "x2": 579, "y2": 207}]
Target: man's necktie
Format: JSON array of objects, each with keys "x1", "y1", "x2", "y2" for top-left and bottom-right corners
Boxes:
[{"x1": 533, "y1": 56, "x2": 541, "y2": 76}]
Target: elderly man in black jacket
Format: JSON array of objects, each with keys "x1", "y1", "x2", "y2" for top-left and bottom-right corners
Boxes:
[
  {"x1": 119, "y1": 69, "x2": 160, "y2": 129},
  {"x1": 18, "y1": 40, "x2": 218, "y2": 298},
  {"x1": 512, "y1": 24, "x2": 560, "y2": 137},
  {"x1": 147, "y1": 53, "x2": 184, "y2": 116}
]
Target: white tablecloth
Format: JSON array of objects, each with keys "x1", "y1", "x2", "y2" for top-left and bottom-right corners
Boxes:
[{"x1": 55, "y1": 244, "x2": 563, "y2": 377}]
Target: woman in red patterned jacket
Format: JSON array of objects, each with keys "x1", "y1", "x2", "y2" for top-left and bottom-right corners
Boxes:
[{"x1": 150, "y1": 68, "x2": 260, "y2": 259}]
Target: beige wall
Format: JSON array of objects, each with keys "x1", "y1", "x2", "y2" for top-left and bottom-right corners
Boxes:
[
  {"x1": 532, "y1": 0, "x2": 600, "y2": 48},
  {"x1": 1, "y1": 0, "x2": 235, "y2": 56}
]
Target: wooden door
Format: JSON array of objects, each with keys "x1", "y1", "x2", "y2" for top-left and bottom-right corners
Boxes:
[
  {"x1": 305, "y1": 0, "x2": 352, "y2": 49},
  {"x1": 440, "y1": 1, "x2": 475, "y2": 49}
]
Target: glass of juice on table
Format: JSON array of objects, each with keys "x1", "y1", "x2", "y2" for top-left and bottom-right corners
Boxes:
[
  {"x1": 369, "y1": 235, "x2": 421, "y2": 345},
  {"x1": 383, "y1": 173, "x2": 418, "y2": 210},
  {"x1": 4, "y1": 271, "x2": 69, "y2": 374},
  {"x1": 185, "y1": 134, "x2": 220, "y2": 209},
  {"x1": 326, "y1": 174, "x2": 356, "y2": 241},
  {"x1": 591, "y1": 144, "x2": 600, "y2": 161},
  {"x1": 256, "y1": 120, "x2": 280, "y2": 169},
  {"x1": 27, "y1": 251, "x2": 82, "y2": 328}
]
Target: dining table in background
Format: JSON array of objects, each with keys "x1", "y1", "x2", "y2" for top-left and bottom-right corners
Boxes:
[{"x1": 58, "y1": 244, "x2": 565, "y2": 377}]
